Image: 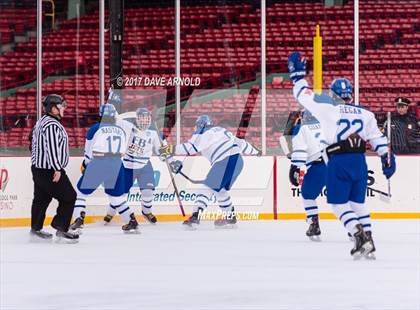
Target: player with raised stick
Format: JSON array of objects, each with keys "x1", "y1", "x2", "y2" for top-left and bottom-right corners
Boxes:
[
  {"x1": 159, "y1": 115, "x2": 244, "y2": 229},
  {"x1": 289, "y1": 110, "x2": 327, "y2": 241},
  {"x1": 103, "y1": 108, "x2": 164, "y2": 224},
  {"x1": 288, "y1": 52, "x2": 396, "y2": 259},
  {"x1": 70, "y1": 103, "x2": 140, "y2": 234}
]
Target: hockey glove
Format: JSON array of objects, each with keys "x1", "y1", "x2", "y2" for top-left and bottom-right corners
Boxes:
[
  {"x1": 381, "y1": 152, "x2": 396, "y2": 179},
  {"x1": 169, "y1": 160, "x2": 183, "y2": 174},
  {"x1": 289, "y1": 164, "x2": 300, "y2": 187},
  {"x1": 288, "y1": 52, "x2": 307, "y2": 83},
  {"x1": 159, "y1": 144, "x2": 174, "y2": 157},
  {"x1": 80, "y1": 160, "x2": 87, "y2": 174}
]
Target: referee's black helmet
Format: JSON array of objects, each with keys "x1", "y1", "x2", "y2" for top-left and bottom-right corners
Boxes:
[{"x1": 42, "y1": 94, "x2": 67, "y2": 113}]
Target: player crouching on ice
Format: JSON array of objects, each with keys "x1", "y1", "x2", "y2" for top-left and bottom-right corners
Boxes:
[
  {"x1": 103, "y1": 108, "x2": 162, "y2": 225},
  {"x1": 70, "y1": 104, "x2": 140, "y2": 234},
  {"x1": 288, "y1": 52, "x2": 396, "y2": 259},
  {"x1": 289, "y1": 110, "x2": 327, "y2": 241},
  {"x1": 159, "y1": 115, "x2": 245, "y2": 229}
]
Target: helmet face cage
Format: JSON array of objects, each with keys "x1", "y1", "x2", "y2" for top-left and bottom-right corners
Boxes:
[
  {"x1": 136, "y1": 108, "x2": 152, "y2": 130},
  {"x1": 136, "y1": 114, "x2": 151, "y2": 130}
]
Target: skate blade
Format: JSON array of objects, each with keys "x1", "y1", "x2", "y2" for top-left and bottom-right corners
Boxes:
[
  {"x1": 308, "y1": 235, "x2": 322, "y2": 242},
  {"x1": 123, "y1": 229, "x2": 141, "y2": 234},
  {"x1": 214, "y1": 223, "x2": 238, "y2": 230},
  {"x1": 29, "y1": 236, "x2": 53, "y2": 243},
  {"x1": 55, "y1": 237, "x2": 79, "y2": 244},
  {"x1": 352, "y1": 241, "x2": 374, "y2": 260},
  {"x1": 183, "y1": 223, "x2": 198, "y2": 231},
  {"x1": 364, "y1": 252, "x2": 376, "y2": 260},
  {"x1": 70, "y1": 228, "x2": 83, "y2": 236}
]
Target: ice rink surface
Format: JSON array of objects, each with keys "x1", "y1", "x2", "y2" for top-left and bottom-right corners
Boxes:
[{"x1": 1, "y1": 219, "x2": 419, "y2": 310}]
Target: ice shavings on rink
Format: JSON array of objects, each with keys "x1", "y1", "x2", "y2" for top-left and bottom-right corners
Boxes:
[{"x1": 1, "y1": 220, "x2": 419, "y2": 310}]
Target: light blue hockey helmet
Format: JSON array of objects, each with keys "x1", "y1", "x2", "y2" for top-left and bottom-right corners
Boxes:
[
  {"x1": 99, "y1": 103, "x2": 117, "y2": 119},
  {"x1": 135, "y1": 107, "x2": 152, "y2": 130},
  {"x1": 330, "y1": 78, "x2": 353, "y2": 102},
  {"x1": 195, "y1": 115, "x2": 213, "y2": 130}
]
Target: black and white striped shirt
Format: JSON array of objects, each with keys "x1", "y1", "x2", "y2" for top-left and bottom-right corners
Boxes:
[{"x1": 31, "y1": 115, "x2": 69, "y2": 170}]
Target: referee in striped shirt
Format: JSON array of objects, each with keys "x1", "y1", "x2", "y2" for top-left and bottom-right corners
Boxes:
[{"x1": 30, "y1": 94, "x2": 78, "y2": 243}]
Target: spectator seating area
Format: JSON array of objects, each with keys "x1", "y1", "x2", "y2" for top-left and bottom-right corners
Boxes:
[{"x1": 1, "y1": 0, "x2": 419, "y2": 149}]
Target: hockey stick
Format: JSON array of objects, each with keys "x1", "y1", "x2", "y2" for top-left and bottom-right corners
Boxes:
[
  {"x1": 386, "y1": 111, "x2": 392, "y2": 198},
  {"x1": 368, "y1": 187, "x2": 391, "y2": 197},
  {"x1": 178, "y1": 170, "x2": 205, "y2": 184},
  {"x1": 154, "y1": 122, "x2": 185, "y2": 217}
]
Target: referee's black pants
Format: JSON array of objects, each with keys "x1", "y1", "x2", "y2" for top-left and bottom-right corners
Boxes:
[{"x1": 31, "y1": 166, "x2": 76, "y2": 232}]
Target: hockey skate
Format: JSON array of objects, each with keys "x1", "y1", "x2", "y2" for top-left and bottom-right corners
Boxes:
[
  {"x1": 29, "y1": 229, "x2": 53, "y2": 243},
  {"x1": 69, "y1": 211, "x2": 85, "y2": 235},
  {"x1": 306, "y1": 216, "x2": 321, "y2": 241},
  {"x1": 365, "y1": 231, "x2": 376, "y2": 260},
  {"x1": 182, "y1": 211, "x2": 200, "y2": 230},
  {"x1": 103, "y1": 214, "x2": 113, "y2": 224},
  {"x1": 122, "y1": 213, "x2": 140, "y2": 234},
  {"x1": 142, "y1": 211, "x2": 157, "y2": 224},
  {"x1": 55, "y1": 230, "x2": 79, "y2": 244},
  {"x1": 350, "y1": 224, "x2": 374, "y2": 260},
  {"x1": 214, "y1": 208, "x2": 237, "y2": 229}
]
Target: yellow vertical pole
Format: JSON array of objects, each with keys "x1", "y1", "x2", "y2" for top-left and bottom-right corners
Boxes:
[{"x1": 313, "y1": 25, "x2": 323, "y2": 94}]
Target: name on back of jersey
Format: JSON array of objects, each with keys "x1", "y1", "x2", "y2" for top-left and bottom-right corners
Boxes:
[
  {"x1": 100, "y1": 126, "x2": 124, "y2": 135},
  {"x1": 339, "y1": 105, "x2": 362, "y2": 115}
]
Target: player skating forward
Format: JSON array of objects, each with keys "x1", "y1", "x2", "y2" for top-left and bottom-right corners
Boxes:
[
  {"x1": 103, "y1": 108, "x2": 164, "y2": 225},
  {"x1": 289, "y1": 110, "x2": 327, "y2": 241},
  {"x1": 288, "y1": 52, "x2": 396, "y2": 259},
  {"x1": 159, "y1": 115, "x2": 244, "y2": 229},
  {"x1": 70, "y1": 104, "x2": 139, "y2": 234}
]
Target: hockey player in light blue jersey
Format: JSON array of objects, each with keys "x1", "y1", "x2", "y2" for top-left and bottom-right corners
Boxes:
[
  {"x1": 159, "y1": 115, "x2": 244, "y2": 229},
  {"x1": 289, "y1": 110, "x2": 327, "y2": 241},
  {"x1": 103, "y1": 108, "x2": 165, "y2": 225},
  {"x1": 70, "y1": 104, "x2": 139, "y2": 234},
  {"x1": 288, "y1": 52, "x2": 396, "y2": 258}
]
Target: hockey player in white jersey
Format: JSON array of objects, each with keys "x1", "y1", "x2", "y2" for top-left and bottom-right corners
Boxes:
[
  {"x1": 288, "y1": 52, "x2": 396, "y2": 258},
  {"x1": 70, "y1": 104, "x2": 139, "y2": 234},
  {"x1": 289, "y1": 110, "x2": 327, "y2": 241},
  {"x1": 159, "y1": 115, "x2": 244, "y2": 229},
  {"x1": 103, "y1": 108, "x2": 164, "y2": 225}
]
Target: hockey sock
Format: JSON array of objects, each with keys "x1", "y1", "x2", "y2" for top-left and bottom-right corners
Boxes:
[
  {"x1": 106, "y1": 205, "x2": 117, "y2": 217},
  {"x1": 73, "y1": 188, "x2": 87, "y2": 219},
  {"x1": 302, "y1": 199, "x2": 319, "y2": 222},
  {"x1": 193, "y1": 188, "x2": 212, "y2": 213},
  {"x1": 349, "y1": 201, "x2": 372, "y2": 232},
  {"x1": 141, "y1": 189, "x2": 154, "y2": 214},
  {"x1": 331, "y1": 203, "x2": 361, "y2": 235},
  {"x1": 215, "y1": 189, "x2": 233, "y2": 213},
  {"x1": 109, "y1": 196, "x2": 132, "y2": 224}
]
